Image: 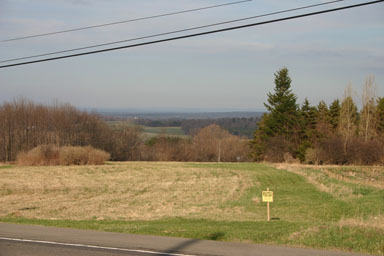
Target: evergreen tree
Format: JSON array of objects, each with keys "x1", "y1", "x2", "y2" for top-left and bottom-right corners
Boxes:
[
  {"x1": 251, "y1": 68, "x2": 300, "y2": 161},
  {"x1": 301, "y1": 98, "x2": 311, "y2": 112},
  {"x1": 376, "y1": 97, "x2": 384, "y2": 137},
  {"x1": 296, "y1": 98, "x2": 317, "y2": 162},
  {"x1": 300, "y1": 99, "x2": 318, "y2": 140},
  {"x1": 263, "y1": 68, "x2": 299, "y2": 139},
  {"x1": 250, "y1": 114, "x2": 270, "y2": 161},
  {"x1": 300, "y1": 98, "x2": 317, "y2": 134},
  {"x1": 329, "y1": 99, "x2": 341, "y2": 131},
  {"x1": 317, "y1": 101, "x2": 329, "y2": 123},
  {"x1": 316, "y1": 100, "x2": 331, "y2": 138}
]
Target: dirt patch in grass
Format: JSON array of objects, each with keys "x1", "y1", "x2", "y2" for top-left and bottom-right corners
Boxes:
[{"x1": 0, "y1": 162, "x2": 255, "y2": 221}]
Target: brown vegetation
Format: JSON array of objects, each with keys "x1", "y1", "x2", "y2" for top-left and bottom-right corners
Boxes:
[
  {"x1": 139, "y1": 124, "x2": 251, "y2": 162},
  {"x1": 0, "y1": 162, "x2": 253, "y2": 220},
  {"x1": 17, "y1": 145, "x2": 110, "y2": 166},
  {"x1": 0, "y1": 98, "x2": 251, "y2": 163},
  {"x1": 0, "y1": 98, "x2": 117, "y2": 162}
]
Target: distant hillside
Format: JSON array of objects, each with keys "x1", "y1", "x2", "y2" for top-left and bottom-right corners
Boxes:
[
  {"x1": 99, "y1": 111, "x2": 264, "y2": 120},
  {"x1": 100, "y1": 111, "x2": 263, "y2": 138}
]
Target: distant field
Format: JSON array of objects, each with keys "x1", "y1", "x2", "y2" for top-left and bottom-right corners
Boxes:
[
  {"x1": 0, "y1": 162, "x2": 383, "y2": 255},
  {"x1": 106, "y1": 120, "x2": 137, "y2": 128},
  {"x1": 106, "y1": 121, "x2": 187, "y2": 138},
  {"x1": 142, "y1": 126, "x2": 186, "y2": 138}
]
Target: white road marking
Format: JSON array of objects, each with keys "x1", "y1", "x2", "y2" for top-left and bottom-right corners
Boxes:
[{"x1": 0, "y1": 237, "x2": 197, "y2": 256}]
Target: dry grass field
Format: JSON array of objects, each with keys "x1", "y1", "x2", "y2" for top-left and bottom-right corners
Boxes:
[
  {"x1": 1, "y1": 162, "x2": 383, "y2": 255},
  {"x1": 0, "y1": 162, "x2": 255, "y2": 221}
]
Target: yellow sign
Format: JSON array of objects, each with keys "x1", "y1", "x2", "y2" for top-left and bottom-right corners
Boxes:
[{"x1": 262, "y1": 191, "x2": 273, "y2": 202}]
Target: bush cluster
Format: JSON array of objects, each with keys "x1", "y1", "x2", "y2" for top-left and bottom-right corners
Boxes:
[
  {"x1": 17, "y1": 145, "x2": 110, "y2": 166},
  {"x1": 138, "y1": 124, "x2": 251, "y2": 162}
]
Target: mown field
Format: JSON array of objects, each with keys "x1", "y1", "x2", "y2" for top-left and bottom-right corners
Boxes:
[
  {"x1": 0, "y1": 162, "x2": 383, "y2": 255},
  {"x1": 107, "y1": 120, "x2": 187, "y2": 139},
  {"x1": 141, "y1": 126, "x2": 186, "y2": 138}
]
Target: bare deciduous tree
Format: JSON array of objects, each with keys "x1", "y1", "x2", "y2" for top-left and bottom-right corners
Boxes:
[
  {"x1": 339, "y1": 84, "x2": 358, "y2": 155},
  {"x1": 360, "y1": 75, "x2": 377, "y2": 142}
]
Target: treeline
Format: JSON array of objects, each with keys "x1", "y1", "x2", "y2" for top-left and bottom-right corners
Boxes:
[
  {"x1": 136, "y1": 117, "x2": 260, "y2": 138},
  {"x1": 139, "y1": 124, "x2": 250, "y2": 162},
  {"x1": 136, "y1": 119, "x2": 182, "y2": 127},
  {"x1": 251, "y1": 69, "x2": 384, "y2": 165},
  {"x1": 0, "y1": 99, "x2": 141, "y2": 162},
  {"x1": 0, "y1": 99, "x2": 250, "y2": 163}
]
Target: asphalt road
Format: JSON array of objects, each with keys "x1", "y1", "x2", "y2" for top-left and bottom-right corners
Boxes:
[
  {"x1": 0, "y1": 239, "x2": 164, "y2": 256},
  {"x1": 0, "y1": 223, "x2": 371, "y2": 256}
]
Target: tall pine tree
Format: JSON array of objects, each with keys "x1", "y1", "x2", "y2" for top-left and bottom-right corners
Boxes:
[
  {"x1": 251, "y1": 68, "x2": 300, "y2": 161},
  {"x1": 297, "y1": 98, "x2": 317, "y2": 162},
  {"x1": 263, "y1": 68, "x2": 299, "y2": 139},
  {"x1": 329, "y1": 99, "x2": 341, "y2": 131}
]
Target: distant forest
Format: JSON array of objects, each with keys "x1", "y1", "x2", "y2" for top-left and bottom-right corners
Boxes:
[
  {"x1": 135, "y1": 117, "x2": 260, "y2": 138},
  {"x1": 101, "y1": 111, "x2": 263, "y2": 120}
]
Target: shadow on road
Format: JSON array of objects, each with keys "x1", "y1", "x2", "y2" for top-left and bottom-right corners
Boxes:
[{"x1": 159, "y1": 238, "x2": 201, "y2": 255}]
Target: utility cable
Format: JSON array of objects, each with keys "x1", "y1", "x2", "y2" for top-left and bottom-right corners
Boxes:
[
  {"x1": 0, "y1": 0, "x2": 252, "y2": 43},
  {"x1": 0, "y1": 0, "x2": 382, "y2": 69},
  {"x1": 0, "y1": 0, "x2": 346, "y2": 64}
]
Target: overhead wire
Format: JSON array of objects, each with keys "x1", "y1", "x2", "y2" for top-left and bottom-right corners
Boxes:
[
  {"x1": 0, "y1": 0, "x2": 252, "y2": 43},
  {"x1": 0, "y1": 0, "x2": 346, "y2": 64},
  {"x1": 0, "y1": 0, "x2": 383, "y2": 69}
]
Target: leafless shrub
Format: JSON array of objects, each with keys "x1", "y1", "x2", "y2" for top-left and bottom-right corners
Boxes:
[
  {"x1": 347, "y1": 138, "x2": 384, "y2": 165},
  {"x1": 264, "y1": 136, "x2": 291, "y2": 163},
  {"x1": 17, "y1": 145, "x2": 109, "y2": 166},
  {"x1": 314, "y1": 136, "x2": 347, "y2": 164},
  {"x1": 304, "y1": 148, "x2": 321, "y2": 165},
  {"x1": 311, "y1": 136, "x2": 384, "y2": 165},
  {"x1": 17, "y1": 144, "x2": 60, "y2": 166},
  {"x1": 191, "y1": 124, "x2": 250, "y2": 162},
  {"x1": 284, "y1": 152, "x2": 300, "y2": 164},
  {"x1": 139, "y1": 125, "x2": 251, "y2": 162},
  {"x1": 82, "y1": 146, "x2": 111, "y2": 165}
]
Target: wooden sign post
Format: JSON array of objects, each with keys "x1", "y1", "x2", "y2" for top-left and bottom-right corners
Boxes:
[{"x1": 262, "y1": 187, "x2": 273, "y2": 221}]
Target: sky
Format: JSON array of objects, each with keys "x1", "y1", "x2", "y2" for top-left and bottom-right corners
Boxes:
[{"x1": 0, "y1": 0, "x2": 383, "y2": 112}]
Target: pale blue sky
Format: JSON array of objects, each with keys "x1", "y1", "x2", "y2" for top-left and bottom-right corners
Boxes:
[{"x1": 0, "y1": 0, "x2": 383, "y2": 111}]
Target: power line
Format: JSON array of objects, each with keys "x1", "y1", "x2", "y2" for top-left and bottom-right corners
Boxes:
[
  {"x1": 0, "y1": 0, "x2": 252, "y2": 43},
  {"x1": 1, "y1": 0, "x2": 382, "y2": 69},
  {"x1": 0, "y1": 0, "x2": 346, "y2": 64}
]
